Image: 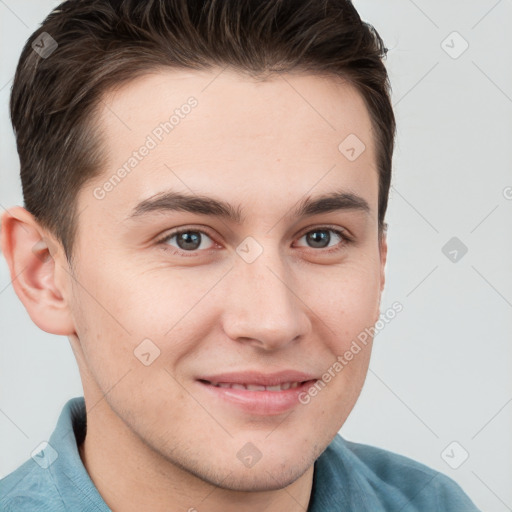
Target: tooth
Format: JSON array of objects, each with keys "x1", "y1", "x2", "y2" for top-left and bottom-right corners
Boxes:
[
  {"x1": 210, "y1": 381, "x2": 304, "y2": 391},
  {"x1": 246, "y1": 384, "x2": 266, "y2": 391}
]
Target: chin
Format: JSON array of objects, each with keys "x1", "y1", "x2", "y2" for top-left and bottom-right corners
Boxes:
[{"x1": 213, "y1": 464, "x2": 309, "y2": 492}]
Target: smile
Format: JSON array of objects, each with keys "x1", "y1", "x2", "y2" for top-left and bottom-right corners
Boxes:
[
  {"x1": 202, "y1": 380, "x2": 307, "y2": 391},
  {"x1": 196, "y1": 377, "x2": 319, "y2": 415}
]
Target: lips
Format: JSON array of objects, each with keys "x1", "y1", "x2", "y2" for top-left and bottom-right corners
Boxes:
[
  {"x1": 203, "y1": 381, "x2": 304, "y2": 391},
  {"x1": 196, "y1": 370, "x2": 319, "y2": 415},
  {"x1": 197, "y1": 369, "x2": 318, "y2": 387}
]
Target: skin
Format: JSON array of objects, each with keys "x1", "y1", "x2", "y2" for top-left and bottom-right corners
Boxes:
[{"x1": 1, "y1": 68, "x2": 387, "y2": 512}]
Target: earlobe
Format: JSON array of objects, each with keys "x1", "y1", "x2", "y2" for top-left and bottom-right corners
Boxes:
[{"x1": 1, "y1": 206, "x2": 76, "y2": 335}]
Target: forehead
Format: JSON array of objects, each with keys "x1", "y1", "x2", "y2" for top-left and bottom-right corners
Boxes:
[
  {"x1": 80, "y1": 68, "x2": 378, "y2": 227},
  {"x1": 98, "y1": 68, "x2": 374, "y2": 150}
]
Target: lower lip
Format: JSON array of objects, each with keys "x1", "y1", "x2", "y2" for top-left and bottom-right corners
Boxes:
[{"x1": 196, "y1": 379, "x2": 318, "y2": 415}]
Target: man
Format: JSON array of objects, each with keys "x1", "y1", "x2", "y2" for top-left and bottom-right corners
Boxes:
[{"x1": 0, "y1": 0, "x2": 480, "y2": 510}]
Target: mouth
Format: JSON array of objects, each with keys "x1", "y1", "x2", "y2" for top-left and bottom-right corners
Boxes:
[
  {"x1": 198, "y1": 379, "x2": 312, "y2": 391},
  {"x1": 196, "y1": 374, "x2": 319, "y2": 415}
]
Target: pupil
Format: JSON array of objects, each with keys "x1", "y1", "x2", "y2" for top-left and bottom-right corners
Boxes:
[
  {"x1": 307, "y1": 230, "x2": 329, "y2": 248},
  {"x1": 178, "y1": 232, "x2": 201, "y2": 250}
]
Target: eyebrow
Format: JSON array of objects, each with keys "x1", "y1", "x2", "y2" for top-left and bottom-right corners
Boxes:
[{"x1": 125, "y1": 189, "x2": 371, "y2": 223}]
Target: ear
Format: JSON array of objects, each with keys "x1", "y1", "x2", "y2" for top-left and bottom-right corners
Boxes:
[
  {"x1": 373, "y1": 228, "x2": 388, "y2": 325},
  {"x1": 379, "y1": 228, "x2": 388, "y2": 294},
  {"x1": 1, "y1": 206, "x2": 76, "y2": 335}
]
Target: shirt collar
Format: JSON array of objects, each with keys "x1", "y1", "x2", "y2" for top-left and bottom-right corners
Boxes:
[{"x1": 47, "y1": 397, "x2": 111, "y2": 510}]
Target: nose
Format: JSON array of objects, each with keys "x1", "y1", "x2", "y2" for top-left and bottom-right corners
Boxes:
[{"x1": 221, "y1": 246, "x2": 311, "y2": 351}]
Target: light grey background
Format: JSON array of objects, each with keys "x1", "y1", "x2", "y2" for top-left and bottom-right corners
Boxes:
[{"x1": 1, "y1": 1, "x2": 511, "y2": 510}]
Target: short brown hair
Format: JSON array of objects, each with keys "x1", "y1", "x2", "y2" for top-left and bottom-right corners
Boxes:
[{"x1": 10, "y1": 0, "x2": 395, "y2": 264}]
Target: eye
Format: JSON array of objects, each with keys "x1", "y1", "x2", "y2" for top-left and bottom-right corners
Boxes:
[
  {"x1": 157, "y1": 228, "x2": 216, "y2": 256},
  {"x1": 295, "y1": 227, "x2": 351, "y2": 253}
]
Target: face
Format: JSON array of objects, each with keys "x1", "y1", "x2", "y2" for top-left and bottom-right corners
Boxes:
[{"x1": 64, "y1": 68, "x2": 386, "y2": 491}]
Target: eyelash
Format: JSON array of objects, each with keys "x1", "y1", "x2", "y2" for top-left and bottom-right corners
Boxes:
[{"x1": 155, "y1": 225, "x2": 353, "y2": 257}]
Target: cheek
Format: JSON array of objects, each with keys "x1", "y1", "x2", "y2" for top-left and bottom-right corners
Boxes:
[
  {"x1": 68, "y1": 257, "x2": 162, "y2": 387},
  {"x1": 308, "y1": 260, "x2": 381, "y2": 343},
  {"x1": 73, "y1": 252, "x2": 186, "y2": 335},
  {"x1": 70, "y1": 257, "x2": 213, "y2": 378}
]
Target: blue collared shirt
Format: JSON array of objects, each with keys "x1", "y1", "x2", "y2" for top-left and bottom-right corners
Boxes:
[{"x1": 1, "y1": 397, "x2": 480, "y2": 511}]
